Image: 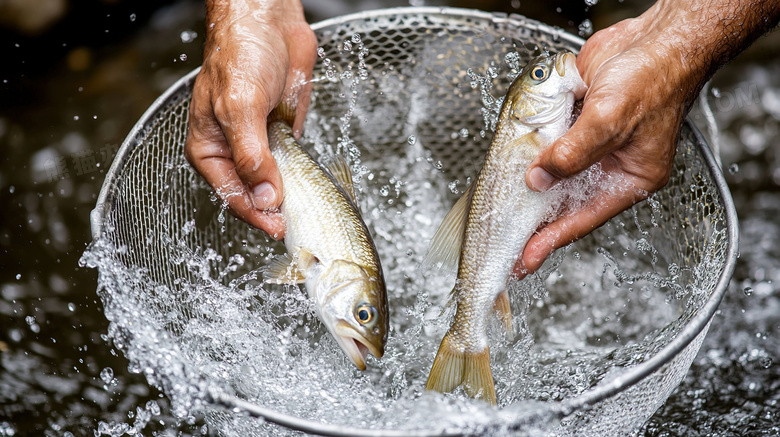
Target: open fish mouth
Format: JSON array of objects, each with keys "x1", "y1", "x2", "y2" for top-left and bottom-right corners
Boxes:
[{"x1": 334, "y1": 322, "x2": 383, "y2": 370}]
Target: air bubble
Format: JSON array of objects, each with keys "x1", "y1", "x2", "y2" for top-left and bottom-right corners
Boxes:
[
  {"x1": 180, "y1": 30, "x2": 198, "y2": 44},
  {"x1": 100, "y1": 367, "x2": 115, "y2": 385},
  {"x1": 407, "y1": 135, "x2": 416, "y2": 145},
  {"x1": 744, "y1": 286, "x2": 753, "y2": 296},
  {"x1": 179, "y1": 54, "x2": 187, "y2": 62},
  {"x1": 728, "y1": 163, "x2": 739, "y2": 174},
  {"x1": 129, "y1": 13, "x2": 136, "y2": 22}
]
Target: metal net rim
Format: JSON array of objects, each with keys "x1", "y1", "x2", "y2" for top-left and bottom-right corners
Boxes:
[{"x1": 89, "y1": 6, "x2": 740, "y2": 436}]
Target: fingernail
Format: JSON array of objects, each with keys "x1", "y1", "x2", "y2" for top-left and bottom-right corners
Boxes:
[
  {"x1": 252, "y1": 182, "x2": 278, "y2": 210},
  {"x1": 528, "y1": 167, "x2": 558, "y2": 192}
]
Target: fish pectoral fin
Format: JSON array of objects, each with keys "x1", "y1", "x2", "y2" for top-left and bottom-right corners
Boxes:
[
  {"x1": 262, "y1": 253, "x2": 306, "y2": 284},
  {"x1": 494, "y1": 290, "x2": 514, "y2": 338},
  {"x1": 323, "y1": 154, "x2": 358, "y2": 206},
  {"x1": 495, "y1": 130, "x2": 544, "y2": 162},
  {"x1": 426, "y1": 332, "x2": 496, "y2": 405},
  {"x1": 422, "y1": 180, "x2": 475, "y2": 273}
]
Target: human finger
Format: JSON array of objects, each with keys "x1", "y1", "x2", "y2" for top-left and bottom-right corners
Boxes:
[
  {"x1": 186, "y1": 143, "x2": 286, "y2": 238},
  {"x1": 526, "y1": 97, "x2": 633, "y2": 192}
]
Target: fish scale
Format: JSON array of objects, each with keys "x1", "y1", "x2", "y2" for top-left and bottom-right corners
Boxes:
[
  {"x1": 425, "y1": 51, "x2": 587, "y2": 404},
  {"x1": 263, "y1": 107, "x2": 388, "y2": 371}
]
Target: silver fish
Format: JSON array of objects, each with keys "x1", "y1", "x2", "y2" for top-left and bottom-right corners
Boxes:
[
  {"x1": 263, "y1": 104, "x2": 388, "y2": 370},
  {"x1": 425, "y1": 51, "x2": 586, "y2": 404}
]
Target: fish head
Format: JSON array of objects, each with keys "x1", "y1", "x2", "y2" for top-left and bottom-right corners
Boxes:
[
  {"x1": 504, "y1": 50, "x2": 587, "y2": 128},
  {"x1": 315, "y1": 259, "x2": 388, "y2": 370}
]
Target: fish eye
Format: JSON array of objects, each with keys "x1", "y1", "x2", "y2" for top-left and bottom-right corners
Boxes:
[
  {"x1": 530, "y1": 65, "x2": 548, "y2": 81},
  {"x1": 355, "y1": 304, "x2": 377, "y2": 326}
]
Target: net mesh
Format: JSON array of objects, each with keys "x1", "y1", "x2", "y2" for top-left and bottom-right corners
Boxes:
[{"x1": 87, "y1": 8, "x2": 734, "y2": 436}]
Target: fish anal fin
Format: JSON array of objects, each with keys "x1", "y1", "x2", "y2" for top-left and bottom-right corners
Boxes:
[
  {"x1": 323, "y1": 155, "x2": 358, "y2": 205},
  {"x1": 423, "y1": 181, "x2": 475, "y2": 272},
  {"x1": 426, "y1": 331, "x2": 496, "y2": 405},
  {"x1": 262, "y1": 253, "x2": 305, "y2": 284},
  {"x1": 494, "y1": 289, "x2": 514, "y2": 338}
]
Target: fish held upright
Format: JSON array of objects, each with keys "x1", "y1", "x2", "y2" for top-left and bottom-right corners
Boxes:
[
  {"x1": 262, "y1": 102, "x2": 389, "y2": 371},
  {"x1": 424, "y1": 51, "x2": 587, "y2": 404}
]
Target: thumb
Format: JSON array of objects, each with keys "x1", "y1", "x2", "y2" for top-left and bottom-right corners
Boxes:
[
  {"x1": 227, "y1": 118, "x2": 284, "y2": 211},
  {"x1": 526, "y1": 103, "x2": 625, "y2": 191}
]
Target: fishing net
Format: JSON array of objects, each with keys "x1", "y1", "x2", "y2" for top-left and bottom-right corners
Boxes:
[{"x1": 86, "y1": 7, "x2": 738, "y2": 436}]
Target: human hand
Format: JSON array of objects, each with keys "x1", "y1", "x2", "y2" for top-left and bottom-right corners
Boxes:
[
  {"x1": 514, "y1": 11, "x2": 702, "y2": 278},
  {"x1": 184, "y1": 0, "x2": 317, "y2": 239}
]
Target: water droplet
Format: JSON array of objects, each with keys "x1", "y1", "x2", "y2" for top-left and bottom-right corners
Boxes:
[
  {"x1": 458, "y1": 128, "x2": 469, "y2": 138},
  {"x1": 351, "y1": 34, "x2": 362, "y2": 44},
  {"x1": 129, "y1": 13, "x2": 136, "y2": 22},
  {"x1": 68, "y1": 303, "x2": 76, "y2": 312},
  {"x1": 317, "y1": 47, "x2": 325, "y2": 58},
  {"x1": 15, "y1": 273, "x2": 20, "y2": 280},
  {"x1": 25, "y1": 316, "x2": 35, "y2": 325},
  {"x1": 578, "y1": 19, "x2": 593, "y2": 37},
  {"x1": 179, "y1": 54, "x2": 187, "y2": 61},
  {"x1": 73, "y1": 115, "x2": 79, "y2": 121},
  {"x1": 504, "y1": 51, "x2": 520, "y2": 70},
  {"x1": 379, "y1": 185, "x2": 390, "y2": 196},
  {"x1": 728, "y1": 163, "x2": 739, "y2": 174},
  {"x1": 407, "y1": 135, "x2": 416, "y2": 145},
  {"x1": 180, "y1": 30, "x2": 198, "y2": 43},
  {"x1": 448, "y1": 180, "x2": 460, "y2": 194},
  {"x1": 100, "y1": 367, "x2": 114, "y2": 384},
  {"x1": 343, "y1": 40, "x2": 353, "y2": 52},
  {"x1": 584, "y1": 0, "x2": 598, "y2": 5},
  {"x1": 711, "y1": 87, "x2": 721, "y2": 98},
  {"x1": 744, "y1": 286, "x2": 753, "y2": 296}
]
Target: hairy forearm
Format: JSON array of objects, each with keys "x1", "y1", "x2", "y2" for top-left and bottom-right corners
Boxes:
[{"x1": 646, "y1": 0, "x2": 780, "y2": 95}]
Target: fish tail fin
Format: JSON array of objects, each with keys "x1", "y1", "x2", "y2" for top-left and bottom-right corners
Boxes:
[
  {"x1": 494, "y1": 289, "x2": 514, "y2": 338},
  {"x1": 426, "y1": 331, "x2": 496, "y2": 405},
  {"x1": 268, "y1": 101, "x2": 297, "y2": 126}
]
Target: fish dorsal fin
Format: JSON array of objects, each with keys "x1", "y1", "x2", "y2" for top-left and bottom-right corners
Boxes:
[
  {"x1": 422, "y1": 180, "x2": 475, "y2": 273},
  {"x1": 262, "y1": 253, "x2": 305, "y2": 284},
  {"x1": 323, "y1": 154, "x2": 357, "y2": 205}
]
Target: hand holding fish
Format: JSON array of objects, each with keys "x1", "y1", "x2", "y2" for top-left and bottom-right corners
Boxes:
[
  {"x1": 517, "y1": 0, "x2": 780, "y2": 278},
  {"x1": 184, "y1": 0, "x2": 317, "y2": 239}
]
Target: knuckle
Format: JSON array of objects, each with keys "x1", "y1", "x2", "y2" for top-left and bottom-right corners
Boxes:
[
  {"x1": 549, "y1": 140, "x2": 587, "y2": 177},
  {"x1": 233, "y1": 152, "x2": 258, "y2": 177}
]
